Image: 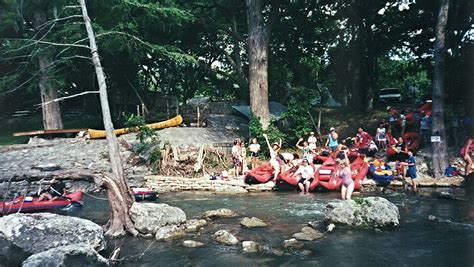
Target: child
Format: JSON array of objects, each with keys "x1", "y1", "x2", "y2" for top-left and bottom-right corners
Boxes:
[{"x1": 406, "y1": 150, "x2": 417, "y2": 191}]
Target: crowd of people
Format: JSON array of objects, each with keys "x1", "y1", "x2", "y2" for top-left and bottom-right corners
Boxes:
[{"x1": 230, "y1": 105, "x2": 473, "y2": 198}]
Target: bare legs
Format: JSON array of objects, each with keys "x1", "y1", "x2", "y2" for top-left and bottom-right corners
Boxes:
[
  {"x1": 465, "y1": 155, "x2": 472, "y2": 176},
  {"x1": 341, "y1": 183, "x2": 354, "y2": 200}
]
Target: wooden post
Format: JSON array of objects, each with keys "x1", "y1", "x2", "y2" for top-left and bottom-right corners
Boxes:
[
  {"x1": 141, "y1": 103, "x2": 145, "y2": 119},
  {"x1": 136, "y1": 105, "x2": 140, "y2": 116},
  {"x1": 166, "y1": 98, "x2": 170, "y2": 119}
]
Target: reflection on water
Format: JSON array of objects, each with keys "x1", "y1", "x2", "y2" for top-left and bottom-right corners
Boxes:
[{"x1": 54, "y1": 188, "x2": 474, "y2": 266}]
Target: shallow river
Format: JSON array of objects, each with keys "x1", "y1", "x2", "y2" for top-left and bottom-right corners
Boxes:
[{"x1": 62, "y1": 186, "x2": 474, "y2": 267}]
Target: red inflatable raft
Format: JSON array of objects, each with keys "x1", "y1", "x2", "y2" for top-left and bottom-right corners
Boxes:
[
  {"x1": 244, "y1": 162, "x2": 274, "y2": 184},
  {"x1": 349, "y1": 156, "x2": 369, "y2": 190},
  {"x1": 312, "y1": 158, "x2": 340, "y2": 191},
  {"x1": 0, "y1": 191, "x2": 83, "y2": 215}
]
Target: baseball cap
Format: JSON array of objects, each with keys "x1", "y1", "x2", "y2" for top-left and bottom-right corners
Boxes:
[{"x1": 330, "y1": 127, "x2": 335, "y2": 131}]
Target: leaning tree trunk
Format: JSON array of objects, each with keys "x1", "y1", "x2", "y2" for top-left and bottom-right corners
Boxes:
[
  {"x1": 33, "y1": 1, "x2": 64, "y2": 130},
  {"x1": 246, "y1": 0, "x2": 271, "y2": 130},
  {"x1": 431, "y1": 0, "x2": 450, "y2": 178},
  {"x1": 79, "y1": 0, "x2": 138, "y2": 236}
]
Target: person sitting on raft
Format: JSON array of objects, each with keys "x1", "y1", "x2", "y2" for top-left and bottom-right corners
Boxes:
[
  {"x1": 337, "y1": 151, "x2": 354, "y2": 200},
  {"x1": 355, "y1": 127, "x2": 373, "y2": 155},
  {"x1": 325, "y1": 127, "x2": 339, "y2": 153},
  {"x1": 248, "y1": 138, "x2": 261, "y2": 170},
  {"x1": 307, "y1": 132, "x2": 317, "y2": 150},
  {"x1": 460, "y1": 133, "x2": 473, "y2": 176},
  {"x1": 263, "y1": 133, "x2": 283, "y2": 180},
  {"x1": 295, "y1": 158, "x2": 314, "y2": 193},
  {"x1": 37, "y1": 178, "x2": 67, "y2": 201},
  {"x1": 296, "y1": 138, "x2": 313, "y2": 161}
]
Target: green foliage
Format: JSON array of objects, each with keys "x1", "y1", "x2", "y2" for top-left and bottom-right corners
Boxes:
[
  {"x1": 124, "y1": 113, "x2": 161, "y2": 171},
  {"x1": 280, "y1": 86, "x2": 319, "y2": 141},
  {"x1": 249, "y1": 115, "x2": 286, "y2": 158}
]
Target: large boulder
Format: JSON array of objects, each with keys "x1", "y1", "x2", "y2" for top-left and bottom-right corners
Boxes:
[
  {"x1": 240, "y1": 217, "x2": 268, "y2": 228},
  {"x1": 129, "y1": 203, "x2": 186, "y2": 234},
  {"x1": 212, "y1": 230, "x2": 239, "y2": 245},
  {"x1": 0, "y1": 213, "x2": 105, "y2": 261},
  {"x1": 325, "y1": 197, "x2": 400, "y2": 228},
  {"x1": 22, "y1": 243, "x2": 108, "y2": 267},
  {"x1": 202, "y1": 208, "x2": 237, "y2": 219}
]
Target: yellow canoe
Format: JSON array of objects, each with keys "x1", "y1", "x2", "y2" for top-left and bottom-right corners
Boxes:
[{"x1": 88, "y1": 115, "x2": 183, "y2": 139}]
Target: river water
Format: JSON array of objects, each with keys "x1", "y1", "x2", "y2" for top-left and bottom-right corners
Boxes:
[{"x1": 63, "y1": 187, "x2": 474, "y2": 266}]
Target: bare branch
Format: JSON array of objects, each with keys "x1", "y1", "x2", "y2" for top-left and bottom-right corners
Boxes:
[{"x1": 35, "y1": 91, "x2": 99, "y2": 107}]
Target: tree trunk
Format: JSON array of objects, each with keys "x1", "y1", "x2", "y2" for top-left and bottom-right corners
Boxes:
[
  {"x1": 246, "y1": 0, "x2": 271, "y2": 130},
  {"x1": 33, "y1": 1, "x2": 64, "y2": 130},
  {"x1": 79, "y1": 0, "x2": 137, "y2": 236},
  {"x1": 431, "y1": 0, "x2": 450, "y2": 178}
]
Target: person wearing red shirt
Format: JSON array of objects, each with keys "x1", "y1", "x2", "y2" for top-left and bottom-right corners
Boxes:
[{"x1": 356, "y1": 127, "x2": 373, "y2": 155}]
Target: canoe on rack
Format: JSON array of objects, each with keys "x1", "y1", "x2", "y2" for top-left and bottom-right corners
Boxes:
[{"x1": 88, "y1": 115, "x2": 183, "y2": 139}]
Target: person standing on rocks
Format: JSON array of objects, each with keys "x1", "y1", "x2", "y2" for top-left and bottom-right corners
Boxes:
[
  {"x1": 406, "y1": 150, "x2": 417, "y2": 191},
  {"x1": 232, "y1": 139, "x2": 242, "y2": 177},
  {"x1": 376, "y1": 123, "x2": 387, "y2": 151},
  {"x1": 325, "y1": 127, "x2": 339, "y2": 153},
  {"x1": 248, "y1": 138, "x2": 261, "y2": 170}
]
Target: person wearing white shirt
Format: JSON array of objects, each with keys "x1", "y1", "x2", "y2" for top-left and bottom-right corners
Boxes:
[
  {"x1": 295, "y1": 159, "x2": 314, "y2": 193},
  {"x1": 308, "y1": 132, "x2": 317, "y2": 150}
]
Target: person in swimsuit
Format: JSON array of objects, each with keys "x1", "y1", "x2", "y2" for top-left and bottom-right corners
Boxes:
[
  {"x1": 248, "y1": 138, "x2": 261, "y2": 170},
  {"x1": 263, "y1": 133, "x2": 282, "y2": 180},
  {"x1": 460, "y1": 134, "x2": 474, "y2": 176},
  {"x1": 338, "y1": 151, "x2": 354, "y2": 200},
  {"x1": 295, "y1": 158, "x2": 314, "y2": 193}
]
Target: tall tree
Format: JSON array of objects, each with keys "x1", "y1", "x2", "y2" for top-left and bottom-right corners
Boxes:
[
  {"x1": 79, "y1": 0, "x2": 137, "y2": 237},
  {"x1": 246, "y1": 0, "x2": 280, "y2": 130},
  {"x1": 33, "y1": 1, "x2": 64, "y2": 130},
  {"x1": 431, "y1": 0, "x2": 450, "y2": 178}
]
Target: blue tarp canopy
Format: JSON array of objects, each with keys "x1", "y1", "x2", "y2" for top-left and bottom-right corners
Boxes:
[{"x1": 232, "y1": 101, "x2": 287, "y2": 119}]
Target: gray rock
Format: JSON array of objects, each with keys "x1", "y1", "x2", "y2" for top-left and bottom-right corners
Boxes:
[
  {"x1": 180, "y1": 219, "x2": 208, "y2": 233},
  {"x1": 240, "y1": 217, "x2": 268, "y2": 228},
  {"x1": 212, "y1": 230, "x2": 239, "y2": 245},
  {"x1": 325, "y1": 197, "x2": 400, "y2": 228},
  {"x1": 215, "y1": 185, "x2": 248, "y2": 194},
  {"x1": 155, "y1": 226, "x2": 186, "y2": 241},
  {"x1": 242, "y1": 241, "x2": 259, "y2": 253},
  {"x1": 31, "y1": 163, "x2": 61, "y2": 172},
  {"x1": 202, "y1": 208, "x2": 237, "y2": 219},
  {"x1": 130, "y1": 203, "x2": 186, "y2": 234},
  {"x1": 0, "y1": 213, "x2": 105, "y2": 259},
  {"x1": 22, "y1": 243, "x2": 108, "y2": 267},
  {"x1": 292, "y1": 227, "x2": 325, "y2": 241},
  {"x1": 283, "y1": 238, "x2": 304, "y2": 249},
  {"x1": 183, "y1": 240, "x2": 206, "y2": 248}
]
